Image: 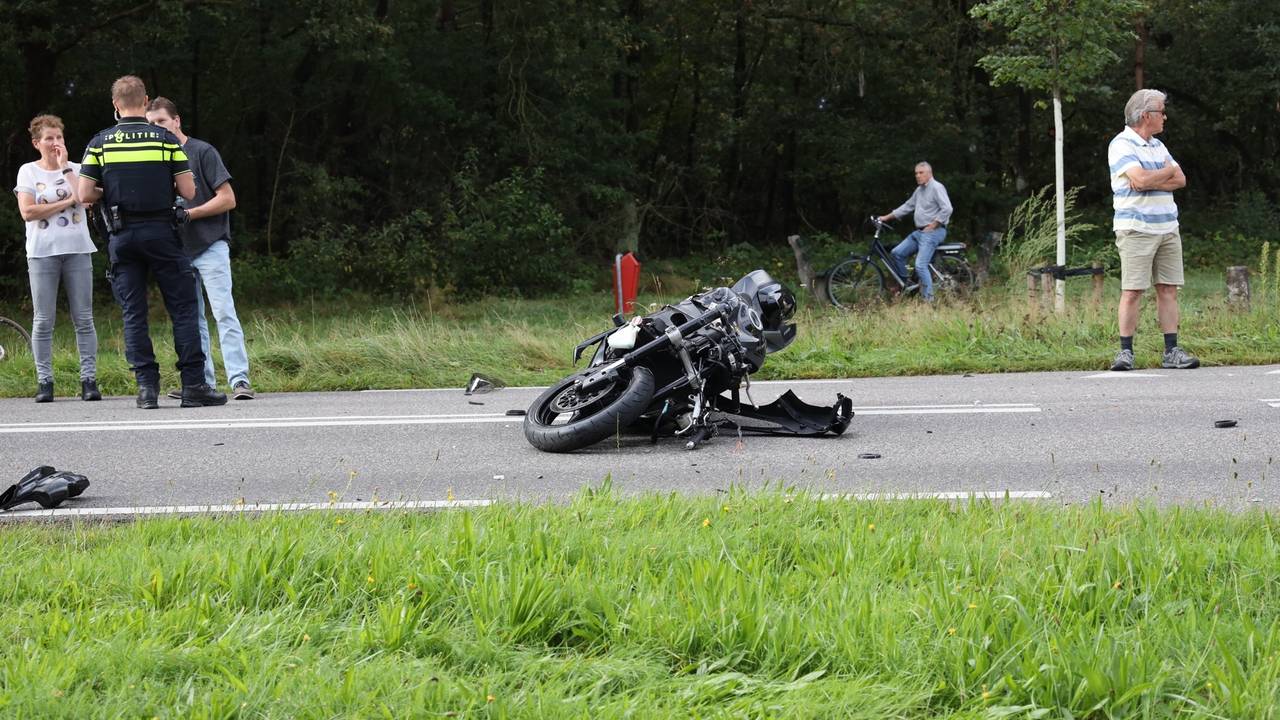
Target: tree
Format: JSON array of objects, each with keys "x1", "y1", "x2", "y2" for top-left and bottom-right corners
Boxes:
[{"x1": 971, "y1": 0, "x2": 1142, "y2": 311}]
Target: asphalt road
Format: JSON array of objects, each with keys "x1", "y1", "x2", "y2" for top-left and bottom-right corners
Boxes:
[{"x1": 2, "y1": 364, "x2": 1278, "y2": 517}]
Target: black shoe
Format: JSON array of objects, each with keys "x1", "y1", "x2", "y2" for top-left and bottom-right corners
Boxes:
[
  {"x1": 181, "y1": 383, "x2": 228, "y2": 407},
  {"x1": 137, "y1": 385, "x2": 159, "y2": 410},
  {"x1": 34, "y1": 381, "x2": 54, "y2": 403},
  {"x1": 166, "y1": 388, "x2": 183, "y2": 400},
  {"x1": 80, "y1": 378, "x2": 101, "y2": 401}
]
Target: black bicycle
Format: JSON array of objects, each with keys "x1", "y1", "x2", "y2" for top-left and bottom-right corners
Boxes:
[
  {"x1": 0, "y1": 315, "x2": 30, "y2": 363},
  {"x1": 824, "y1": 216, "x2": 975, "y2": 308}
]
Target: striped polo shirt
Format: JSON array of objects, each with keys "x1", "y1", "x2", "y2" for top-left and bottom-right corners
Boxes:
[
  {"x1": 79, "y1": 118, "x2": 191, "y2": 213},
  {"x1": 1108, "y1": 126, "x2": 1179, "y2": 234}
]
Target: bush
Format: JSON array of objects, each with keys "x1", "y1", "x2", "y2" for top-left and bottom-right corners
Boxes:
[
  {"x1": 234, "y1": 209, "x2": 438, "y2": 301},
  {"x1": 440, "y1": 152, "x2": 579, "y2": 297}
]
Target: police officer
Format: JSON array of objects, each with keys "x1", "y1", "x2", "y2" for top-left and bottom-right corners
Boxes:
[{"x1": 76, "y1": 75, "x2": 227, "y2": 409}]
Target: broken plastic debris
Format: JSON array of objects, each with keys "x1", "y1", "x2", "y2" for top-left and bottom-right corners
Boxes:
[
  {"x1": 505, "y1": 409, "x2": 526, "y2": 416},
  {"x1": 1213, "y1": 420, "x2": 1238, "y2": 429},
  {"x1": 464, "y1": 373, "x2": 507, "y2": 395},
  {"x1": 857, "y1": 453, "x2": 882, "y2": 459}
]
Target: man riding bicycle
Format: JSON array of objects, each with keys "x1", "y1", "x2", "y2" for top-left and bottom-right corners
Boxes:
[{"x1": 878, "y1": 161, "x2": 953, "y2": 302}]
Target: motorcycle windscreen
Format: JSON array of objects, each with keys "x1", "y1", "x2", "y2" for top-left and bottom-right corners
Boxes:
[{"x1": 714, "y1": 390, "x2": 853, "y2": 436}]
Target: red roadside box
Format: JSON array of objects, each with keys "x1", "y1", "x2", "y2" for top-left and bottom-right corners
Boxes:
[{"x1": 614, "y1": 252, "x2": 641, "y2": 315}]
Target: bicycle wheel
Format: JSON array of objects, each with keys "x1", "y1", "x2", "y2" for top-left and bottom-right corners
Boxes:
[
  {"x1": 932, "y1": 256, "x2": 975, "y2": 298},
  {"x1": 826, "y1": 258, "x2": 886, "y2": 309},
  {"x1": 0, "y1": 316, "x2": 31, "y2": 362}
]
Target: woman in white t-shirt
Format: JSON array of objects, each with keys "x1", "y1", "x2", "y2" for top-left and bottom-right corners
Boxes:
[{"x1": 13, "y1": 114, "x2": 100, "y2": 402}]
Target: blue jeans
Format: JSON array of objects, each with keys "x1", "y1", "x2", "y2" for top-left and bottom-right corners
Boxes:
[
  {"x1": 108, "y1": 221, "x2": 205, "y2": 387},
  {"x1": 191, "y1": 240, "x2": 250, "y2": 388},
  {"x1": 890, "y1": 227, "x2": 947, "y2": 300},
  {"x1": 27, "y1": 253, "x2": 97, "y2": 382}
]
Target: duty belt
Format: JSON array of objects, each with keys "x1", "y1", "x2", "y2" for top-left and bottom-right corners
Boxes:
[{"x1": 120, "y1": 209, "x2": 172, "y2": 223}]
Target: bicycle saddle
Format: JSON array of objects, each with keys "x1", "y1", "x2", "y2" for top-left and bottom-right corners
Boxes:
[
  {"x1": 937, "y1": 242, "x2": 967, "y2": 252},
  {"x1": 1, "y1": 466, "x2": 91, "y2": 511}
]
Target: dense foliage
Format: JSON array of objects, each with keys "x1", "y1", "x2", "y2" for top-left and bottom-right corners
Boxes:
[{"x1": 1, "y1": 0, "x2": 1277, "y2": 298}]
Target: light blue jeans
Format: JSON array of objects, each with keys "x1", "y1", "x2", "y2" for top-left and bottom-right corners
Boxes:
[
  {"x1": 191, "y1": 240, "x2": 250, "y2": 388},
  {"x1": 890, "y1": 227, "x2": 947, "y2": 300},
  {"x1": 28, "y1": 253, "x2": 97, "y2": 382}
]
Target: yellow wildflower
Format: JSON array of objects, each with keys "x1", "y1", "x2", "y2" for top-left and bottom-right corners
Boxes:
[{"x1": 702, "y1": 518, "x2": 711, "y2": 527}]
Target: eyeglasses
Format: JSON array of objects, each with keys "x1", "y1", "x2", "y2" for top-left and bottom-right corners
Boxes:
[{"x1": 1147, "y1": 108, "x2": 1167, "y2": 118}]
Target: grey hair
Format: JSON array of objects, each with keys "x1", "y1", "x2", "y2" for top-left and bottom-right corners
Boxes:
[
  {"x1": 915, "y1": 161, "x2": 932, "y2": 171},
  {"x1": 1124, "y1": 89, "x2": 1166, "y2": 127}
]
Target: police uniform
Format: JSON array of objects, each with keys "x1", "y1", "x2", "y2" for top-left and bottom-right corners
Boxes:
[{"x1": 79, "y1": 118, "x2": 206, "y2": 391}]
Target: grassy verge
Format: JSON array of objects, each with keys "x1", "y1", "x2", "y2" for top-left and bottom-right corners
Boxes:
[
  {"x1": 2, "y1": 490, "x2": 1278, "y2": 717},
  {"x1": 1, "y1": 268, "x2": 1277, "y2": 398}
]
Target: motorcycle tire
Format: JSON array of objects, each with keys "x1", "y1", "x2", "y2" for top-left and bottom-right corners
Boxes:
[{"x1": 524, "y1": 366, "x2": 655, "y2": 452}]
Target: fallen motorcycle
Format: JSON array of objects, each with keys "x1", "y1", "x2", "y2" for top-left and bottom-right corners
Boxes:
[{"x1": 524, "y1": 270, "x2": 853, "y2": 452}]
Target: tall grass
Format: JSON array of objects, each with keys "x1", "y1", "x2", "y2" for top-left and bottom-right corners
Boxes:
[
  {"x1": 2, "y1": 265, "x2": 1278, "y2": 398},
  {"x1": 997, "y1": 185, "x2": 1098, "y2": 289},
  {"x1": 2, "y1": 490, "x2": 1279, "y2": 717}
]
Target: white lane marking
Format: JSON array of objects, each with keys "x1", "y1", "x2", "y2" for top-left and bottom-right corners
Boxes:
[
  {"x1": 0, "y1": 403, "x2": 1038, "y2": 435},
  {"x1": 1080, "y1": 372, "x2": 1165, "y2": 379},
  {"x1": 854, "y1": 405, "x2": 1039, "y2": 415},
  {"x1": 821, "y1": 491, "x2": 1052, "y2": 501},
  {"x1": 0, "y1": 415, "x2": 517, "y2": 434},
  {"x1": 1262, "y1": 398, "x2": 1280, "y2": 408},
  {"x1": 1267, "y1": 369, "x2": 1280, "y2": 375},
  {"x1": 0, "y1": 412, "x2": 509, "y2": 429},
  {"x1": 0, "y1": 499, "x2": 491, "y2": 520}
]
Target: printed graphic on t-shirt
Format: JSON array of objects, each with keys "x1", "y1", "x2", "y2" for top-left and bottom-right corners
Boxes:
[{"x1": 16, "y1": 160, "x2": 96, "y2": 257}]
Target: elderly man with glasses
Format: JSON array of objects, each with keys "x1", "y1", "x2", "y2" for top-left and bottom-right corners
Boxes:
[{"x1": 1107, "y1": 88, "x2": 1197, "y2": 371}]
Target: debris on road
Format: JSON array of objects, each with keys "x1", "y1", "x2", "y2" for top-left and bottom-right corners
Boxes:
[
  {"x1": 464, "y1": 373, "x2": 506, "y2": 395},
  {"x1": 1, "y1": 466, "x2": 90, "y2": 511}
]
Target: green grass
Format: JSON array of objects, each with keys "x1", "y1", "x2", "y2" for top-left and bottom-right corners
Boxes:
[
  {"x1": 1, "y1": 268, "x2": 1277, "y2": 398},
  {"x1": 2, "y1": 489, "x2": 1279, "y2": 717}
]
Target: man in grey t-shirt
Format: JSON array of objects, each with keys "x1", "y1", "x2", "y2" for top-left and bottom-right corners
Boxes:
[
  {"x1": 147, "y1": 97, "x2": 255, "y2": 399},
  {"x1": 878, "y1": 161, "x2": 954, "y2": 301}
]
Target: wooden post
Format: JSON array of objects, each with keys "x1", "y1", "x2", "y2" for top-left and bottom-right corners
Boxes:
[
  {"x1": 787, "y1": 235, "x2": 828, "y2": 305},
  {"x1": 1026, "y1": 272, "x2": 1039, "y2": 312},
  {"x1": 1091, "y1": 261, "x2": 1105, "y2": 308},
  {"x1": 1226, "y1": 266, "x2": 1250, "y2": 310},
  {"x1": 1040, "y1": 271, "x2": 1054, "y2": 312}
]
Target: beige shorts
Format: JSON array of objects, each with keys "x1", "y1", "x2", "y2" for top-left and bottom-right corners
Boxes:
[{"x1": 1115, "y1": 229, "x2": 1184, "y2": 290}]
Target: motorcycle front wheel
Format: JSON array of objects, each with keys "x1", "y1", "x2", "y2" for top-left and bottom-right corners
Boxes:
[{"x1": 524, "y1": 366, "x2": 655, "y2": 452}]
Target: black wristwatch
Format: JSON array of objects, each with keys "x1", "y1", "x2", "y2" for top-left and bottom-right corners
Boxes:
[{"x1": 61, "y1": 168, "x2": 73, "y2": 175}]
